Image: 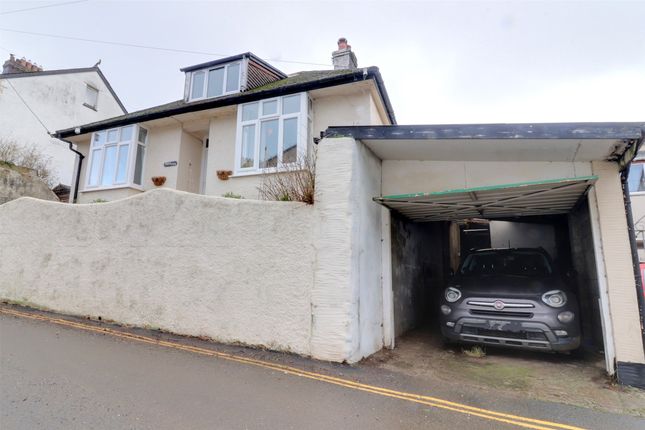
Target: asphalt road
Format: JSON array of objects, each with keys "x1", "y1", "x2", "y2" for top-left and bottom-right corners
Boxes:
[{"x1": 1, "y1": 307, "x2": 643, "y2": 430}]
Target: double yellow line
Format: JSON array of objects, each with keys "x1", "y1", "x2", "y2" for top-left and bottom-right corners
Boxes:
[{"x1": 0, "y1": 306, "x2": 585, "y2": 430}]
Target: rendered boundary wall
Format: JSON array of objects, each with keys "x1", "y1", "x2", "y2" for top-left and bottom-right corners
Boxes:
[
  {"x1": 0, "y1": 189, "x2": 316, "y2": 355},
  {"x1": 1, "y1": 138, "x2": 388, "y2": 363}
]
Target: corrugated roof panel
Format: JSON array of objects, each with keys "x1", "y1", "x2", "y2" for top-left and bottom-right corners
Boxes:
[{"x1": 375, "y1": 176, "x2": 597, "y2": 222}]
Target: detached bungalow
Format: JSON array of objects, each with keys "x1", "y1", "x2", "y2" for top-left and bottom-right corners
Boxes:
[{"x1": 54, "y1": 39, "x2": 393, "y2": 203}]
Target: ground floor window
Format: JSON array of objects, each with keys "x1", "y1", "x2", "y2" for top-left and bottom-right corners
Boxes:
[
  {"x1": 235, "y1": 93, "x2": 309, "y2": 174},
  {"x1": 86, "y1": 125, "x2": 148, "y2": 189}
]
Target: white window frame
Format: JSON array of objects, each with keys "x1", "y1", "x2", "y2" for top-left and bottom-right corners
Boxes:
[
  {"x1": 234, "y1": 92, "x2": 310, "y2": 176},
  {"x1": 188, "y1": 62, "x2": 242, "y2": 101},
  {"x1": 629, "y1": 161, "x2": 645, "y2": 196},
  {"x1": 85, "y1": 125, "x2": 148, "y2": 191}
]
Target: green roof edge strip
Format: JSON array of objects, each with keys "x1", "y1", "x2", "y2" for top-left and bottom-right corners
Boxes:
[{"x1": 380, "y1": 175, "x2": 599, "y2": 200}]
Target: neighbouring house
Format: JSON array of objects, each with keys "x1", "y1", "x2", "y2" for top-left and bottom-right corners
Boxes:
[
  {"x1": 2, "y1": 39, "x2": 644, "y2": 389},
  {"x1": 53, "y1": 39, "x2": 393, "y2": 203},
  {"x1": 0, "y1": 54, "x2": 127, "y2": 188}
]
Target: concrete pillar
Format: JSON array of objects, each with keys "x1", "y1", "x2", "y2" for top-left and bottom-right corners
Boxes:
[
  {"x1": 311, "y1": 137, "x2": 384, "y2": 362},
  {"x1": 591, "y1": 161, "x2": 645, "y2": 366}
]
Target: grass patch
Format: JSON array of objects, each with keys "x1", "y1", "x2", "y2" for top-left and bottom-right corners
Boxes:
[{"x1": 463, "y1": 345, "x2": 486, "y2": 358}]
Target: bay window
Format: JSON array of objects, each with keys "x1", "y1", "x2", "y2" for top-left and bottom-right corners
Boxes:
[
  {"x1": 189, "y1": 62, "x2": 241, "y2": 101},
  {"x1": 86, "y1": 125, "x2": 147, "y2": 190},
  {"x1": 235, "y1": 93, "x2": 309, "y2": 174}
]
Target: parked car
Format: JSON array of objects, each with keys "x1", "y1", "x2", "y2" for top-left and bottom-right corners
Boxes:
[{"x1": 440, "y1": 248, "x2": 580, "y2": 352}]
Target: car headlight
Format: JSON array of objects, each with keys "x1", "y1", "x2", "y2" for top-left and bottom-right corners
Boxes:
[
  {"x1": 445, "y1": 287, "x2": 461, "y2": 303},
  {"x1": 542, "y1": 290, "x2": 567, "y2": 308}
]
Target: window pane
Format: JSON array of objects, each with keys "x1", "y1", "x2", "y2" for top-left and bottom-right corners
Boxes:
[
  {"x1": 115, "y1": 145, "x2": 129, "y2": 183},
  {"x1": 120, "y1": 125, "x2": 134, "y2": 141},
  {"x1": 242, "y1": 103, "x2": 258, "y2": 121},
  {"x1": 93, "y1": 131, "x2": 105, "y2": 147},
  {"x1": 629, "y1": 164, "x2": 645, "y2": 193},
  {"x1": 207, "y1": 67, "x2": 224, "y2": 97},
  {"x1": 283, "y1": 118, "x2": 298, "y2": 164},
  {"x1": 107, "y1": 129, "x2": 118, "y2": 142},
  {"x1": 282, "y1": 94, "x2": 300, "y2": 114},
  {"x1": 262, "y1": 100, "x2": 277, "y2": 116},
  {"x1": 259, "y1": 119, "x2": 279, "y2": 168},
  {"x1": 240, "y1": 125, "x2": 256, "y2": 168},
  {"x1": 101, "y1": 146, "x2": 117, "y2": 186},
  {"x1": 133, "y1": 145, "x2": 145, "y2": 185},
  {"x1": 138, "y1": 127, "x2": 148, "y2": 143},
  {"x1": 88, "y1": 149, "x2": 102, "y2": 186},
  {"x1": 226, "y1": 63, "x2": 240, "y2": 92},
  {"x1": 191, "y1": 71, "x2": 205, "y2": 99},
  {"x1": 85, "y1": 85, "x2": 98, "y2": 108}
]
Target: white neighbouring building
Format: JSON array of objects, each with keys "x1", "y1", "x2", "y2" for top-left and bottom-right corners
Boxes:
[{"x1": 0, "y1": 55, "x2": 126, "y2": 186}]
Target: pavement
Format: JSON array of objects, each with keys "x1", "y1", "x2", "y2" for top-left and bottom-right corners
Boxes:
[{"x1": 1, "y1": 305, "x2": 644, "y2": 430}]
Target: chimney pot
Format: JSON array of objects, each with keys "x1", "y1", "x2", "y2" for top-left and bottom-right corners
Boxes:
[
  {"x1": 2, "y1": 54, "x2": 45, "y2": 74},
  {"x1": 332, "y1": 37, "x2": 358, "y2": 70}
]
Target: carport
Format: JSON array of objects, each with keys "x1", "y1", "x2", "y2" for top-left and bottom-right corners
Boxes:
[{"x1": 325, "y1": 122, "x2": 645, "y2": 387}]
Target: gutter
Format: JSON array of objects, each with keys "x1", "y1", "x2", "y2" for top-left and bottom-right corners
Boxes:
[
  {"x1": 54, "y1": 67, "x2": 397, "y2": 139},
  {"x1": 54, "y1": 136, "x2": 84, "y2": 203}
]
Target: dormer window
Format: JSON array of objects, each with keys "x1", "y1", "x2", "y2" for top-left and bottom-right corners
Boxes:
[
  {"x1": 181, "y1": 53, "x2": 287, "y2": 102},
  {"x1": 189, "y1": 62, "x2": 241, "y2": 101}
]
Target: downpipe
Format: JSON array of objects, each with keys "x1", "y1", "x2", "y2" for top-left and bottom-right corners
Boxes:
[{"x1": 54, "y1": 135, "x2": 84, "y2": 203}]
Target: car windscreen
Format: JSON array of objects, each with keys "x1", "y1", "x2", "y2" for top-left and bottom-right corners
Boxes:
[{"x1": 459, "y1": 251, "x2": 552, "y2": 277}]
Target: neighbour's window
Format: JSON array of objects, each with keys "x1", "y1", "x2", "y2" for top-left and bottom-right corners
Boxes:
[
  {"x1": 235, "y1": 93, "x2": 309, "y2": 173},
  {"x1": 84, "y1": 84, "x2": 99, "y2": 110},
  {"x1": 189, "y1": 62, "x2": 241, "y2": 101},
  {"x1": 86, "y1": 125, "x2": 148, "y2": 189},
  {"x1": 628, "y1": 163, "x2": 645, "y2": 194}
]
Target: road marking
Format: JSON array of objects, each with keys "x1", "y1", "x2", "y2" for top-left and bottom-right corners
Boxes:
[{"x1": 0, "y1": 306, "x2": 585, "y2": 430}]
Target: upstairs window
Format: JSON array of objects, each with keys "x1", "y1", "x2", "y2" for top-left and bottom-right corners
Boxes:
[
  {"x1": 235, "y1": 93, "x2": 309, "y2": 174},
  {"x1": 84, "y1": 84, "x2": 98, "y2": 110},
  {"x1": 86, "y1": 125, "x2": 148, "y2": 189},
  {"x1": 189, "y1": 62, "x2": 241, "y2": 101}
]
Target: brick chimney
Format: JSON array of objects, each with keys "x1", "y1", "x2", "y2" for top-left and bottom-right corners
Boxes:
[
  {"x1": 2, "y1": 54, "x2": 44, "y2": 74},
  {"x1": 332, "y1": 37, "x2": 358, "y2": 70}
]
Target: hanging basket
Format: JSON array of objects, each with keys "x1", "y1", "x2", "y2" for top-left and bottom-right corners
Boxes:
[{"x1": 151, "y1": 176, "x2": 166, "y2": 186}]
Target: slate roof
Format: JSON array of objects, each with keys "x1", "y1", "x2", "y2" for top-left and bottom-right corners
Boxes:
[{"x1": 55, "y1": 67, "x2": 395, "y2": 138}]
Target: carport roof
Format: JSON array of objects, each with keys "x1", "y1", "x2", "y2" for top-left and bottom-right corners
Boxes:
[
  {"x1": 325, "y1": 123, "x2": 645, "y2": 165},
  {"x1": 374, "y1": 176, "x2": 598, "y2": 222}
]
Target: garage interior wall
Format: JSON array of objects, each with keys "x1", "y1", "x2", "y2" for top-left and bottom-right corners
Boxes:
[
  {"x1": 390, "y1": 213, "x2": 445, "y2": 336},
  {"x1": 568, "y1": 198, "x2": 604, "y2": 350}
]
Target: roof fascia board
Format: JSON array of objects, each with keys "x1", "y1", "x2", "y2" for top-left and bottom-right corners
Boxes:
[
  {"x1": 325, "y1": 123, "x2": 645, "y2": 141},
  {"x1": 55, "y1": 67, "x2": 393, "y2": 138}
]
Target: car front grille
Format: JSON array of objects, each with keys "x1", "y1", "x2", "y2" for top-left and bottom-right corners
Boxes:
[
  {"x1": 469, "y1": 309, "x2": 534, "y2": 318},
  {"x1": 461, "y1": 326, "x2": 547, "y2": 341}
]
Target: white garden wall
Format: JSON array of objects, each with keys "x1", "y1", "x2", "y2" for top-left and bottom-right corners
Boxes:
[{"x1": 0, "y1": 189, "x2": 315, "y2": 355}]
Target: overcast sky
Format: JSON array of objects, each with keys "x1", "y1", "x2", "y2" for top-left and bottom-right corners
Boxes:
[{"x1": 1, "y1": 0, "x2": 643, "y2": 124}]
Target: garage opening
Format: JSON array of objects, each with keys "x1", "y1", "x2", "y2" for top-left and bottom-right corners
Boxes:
[{"x1": 377, "y1": 176, "x2": 607, "y2": 359}]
